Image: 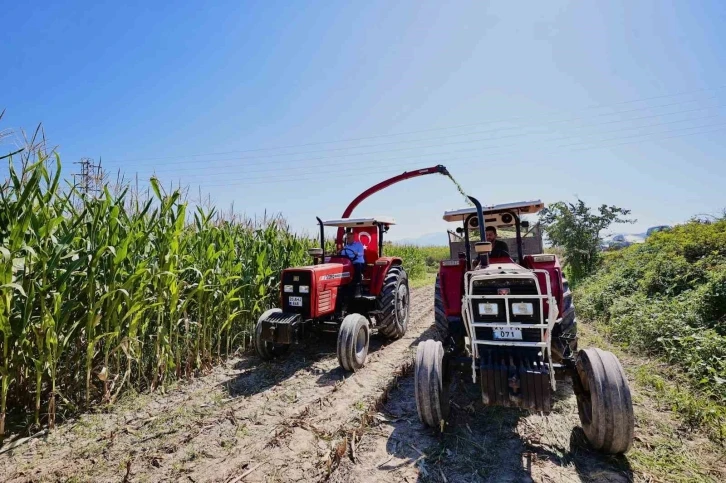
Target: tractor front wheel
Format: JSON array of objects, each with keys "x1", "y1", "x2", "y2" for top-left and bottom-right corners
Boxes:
[
  {"x1": 254, "y1": 308, "x2": 290, "y2": 360},
  {"x1": 574, "y1": 348, "x2": 634, "y2": 454},
  {"x1": 414, "y1": 339, "x2": 450, "y2": 431},
  {"x1": 376, "y1": 265, "x2": 409, "y2": 340},
  {"x1": 337, "y1": 313, "x2": 370, "y2": 372}
]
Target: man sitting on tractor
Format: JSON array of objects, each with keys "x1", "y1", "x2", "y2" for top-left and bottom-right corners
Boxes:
[
  {"x1": 486, "y1": 226, "x2": 510, "y2": 258},
  {"x1": 340, "y1": 229, "x2": 366, "y2": 296}
]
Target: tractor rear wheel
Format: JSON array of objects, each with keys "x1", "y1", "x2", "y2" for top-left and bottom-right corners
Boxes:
[
  {"x1": 376, "y1": 265, "x2": 409, "y2": 340},
  {"x1": 434, "y1": 273, "x2": 448, "y2": 341},
  {"x1": 337, "y1": 313, "x2": 370, "y2": 372},
  {"x1": 254, "y1": 308, "x2": 290, "y2": 360},
  {"x1": 414, "y1": 339, "x2": 450, "y2": 431},
  {"x1": 575, "y1": 348, "x2": 634, "y2": 454}
]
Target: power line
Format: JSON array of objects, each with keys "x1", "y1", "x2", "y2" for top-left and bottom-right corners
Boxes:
[
  {"x1": 104, "y1": 85, "x2": 726, "y2": 165},
  {"x1": 125, "y1": 105, "x2": 725, "y2": 179},
  {"x1": 109, "y1": 93, "x2": 723, "y2": 169},
  {"x1": 137, "y1": 121, "x2": 726, "y2": 189}
]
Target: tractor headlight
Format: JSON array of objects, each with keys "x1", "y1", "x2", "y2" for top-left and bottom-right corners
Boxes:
[
  {"x1": 299, "y1": 285, "x2": 309, "y2": 294},
  {"x1": 478, "y1": 303, "x2": 498, "y2": 316},
  {"x1": 511, "y1": 302, "x2": 534, "y2": 316},
  {"x1": 284, "y1": 285, "x2": 293, "y2": 293}
]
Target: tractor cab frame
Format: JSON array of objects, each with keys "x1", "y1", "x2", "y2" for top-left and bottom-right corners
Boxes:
[
  {"x1": 312, "y1": 216, "x2": 397, "y2": 298},
  {"x1": 442, "y1": 200, "x2": 545, "y2": 267}
]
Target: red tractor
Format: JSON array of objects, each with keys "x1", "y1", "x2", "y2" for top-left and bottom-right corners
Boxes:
[
  {"x1": 415, "y1": 197, "x2": 635, "y2": 455},
  {"x1": 253, "y1": 165, "x2": 450, "y2": 372}
]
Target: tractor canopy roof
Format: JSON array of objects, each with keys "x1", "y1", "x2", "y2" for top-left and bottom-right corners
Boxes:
[
  {"x1": 443, "y1": 200, "x2": 544, "y2": 226},
  {"x1": 321, "y1": 216, "x2": 396, "y2": 228}
]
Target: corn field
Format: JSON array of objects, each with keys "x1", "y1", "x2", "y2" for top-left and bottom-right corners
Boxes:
[{"x1": 0, "y1": 151, "x2": 315, "y2": 438}]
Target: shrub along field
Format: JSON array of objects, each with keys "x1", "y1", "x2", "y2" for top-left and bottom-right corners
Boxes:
[
  {"x1": 576, "y1": 217, "x2": 726, "y2": 439},
  {"x1": 0, "y1": 154, "x2": 450, "y2": 439}
]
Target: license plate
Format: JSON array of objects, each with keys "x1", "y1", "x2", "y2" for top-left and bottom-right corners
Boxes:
[
  {"x1": 289, "y1": 296, "x2": 303, "y2": 307},
  {"x1": 492, "y1": 326, "x2": 522, "y2": 340}
]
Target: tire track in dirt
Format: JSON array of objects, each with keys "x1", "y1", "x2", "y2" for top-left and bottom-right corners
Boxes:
[{"x1": 1, "y1": 284, "x2": 435, "y2": 483}]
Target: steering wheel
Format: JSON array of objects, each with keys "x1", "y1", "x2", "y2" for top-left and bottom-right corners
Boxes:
[{"x1": 336, "y1": 247, "x2": 358, "y2": 262}]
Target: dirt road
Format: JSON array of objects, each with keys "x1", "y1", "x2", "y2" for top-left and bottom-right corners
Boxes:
[{"x1": 1, "y1": 285, "x2": 435, "y2": 483}]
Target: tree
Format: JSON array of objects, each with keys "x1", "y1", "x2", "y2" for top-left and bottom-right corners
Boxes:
[{"x1": 539, "y1": 198, "x2": 635, "y2": 283}]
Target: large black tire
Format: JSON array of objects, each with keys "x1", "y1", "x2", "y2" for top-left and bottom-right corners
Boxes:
[
  {"x1": 575, "y1": 348, "x2": 634, "y2": 454},
  {"x1": 253, "y1": 308, "x2": 290, "y2": 360},
  {"x1": 414, "y1": 339, "x2": 450, "y2": 430},
  {"x1": 337, "y1": 313, "x2": 370, "y2": 372},
  {"x1": 434, "y1": 273, "x2": 449, "y2": 341},
  {"x1": 376, "y1": 265, "x2": 409, "y2": 340}
]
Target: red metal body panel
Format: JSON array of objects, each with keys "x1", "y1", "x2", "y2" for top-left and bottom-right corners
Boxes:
[
  {"x1": 368, "y1": 257, "x2": 403, "y2": 296},
  {"x1": 282, "y1": 260, "x2": 352, "y2": 318},
  {"x1": 439, "y1": 260, "x2": 466, "y2": 316},
  {"x1": 334, "y1": 165, "x2": 448, "y2": 250}
]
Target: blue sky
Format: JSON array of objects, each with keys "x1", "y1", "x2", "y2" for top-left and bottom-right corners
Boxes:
[{"x1": 2, "y1": 1, "x2": 725, "y2": 241}]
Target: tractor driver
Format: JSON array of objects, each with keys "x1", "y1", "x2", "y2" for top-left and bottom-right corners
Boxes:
[
  {"x1": 486, "y1": 226, "x2": 510, "y2": 258},
  {"x1": 340, "y1": 229, "x2": 365, "y2": 296}
]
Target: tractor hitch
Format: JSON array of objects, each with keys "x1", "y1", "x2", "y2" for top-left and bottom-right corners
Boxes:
[{"x1": 260, "y1": 312, "x2": 305, "y2": 345}]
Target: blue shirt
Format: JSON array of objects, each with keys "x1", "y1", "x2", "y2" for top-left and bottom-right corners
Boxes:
[{"x1": 341, "y1": 240, "x2": 365, "y2": 264}]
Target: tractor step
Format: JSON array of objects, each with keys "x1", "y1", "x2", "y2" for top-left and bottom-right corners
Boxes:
[{"x1": 354, "y1": 295, "x2": 377, "y2": 302}]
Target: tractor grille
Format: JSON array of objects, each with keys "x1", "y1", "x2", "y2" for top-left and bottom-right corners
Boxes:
[
  {"x1": 471, "y1": 277, "x2": 544, "y2": 343},
  {"x1": 471, "y1": 278, "x2": 539, "y2": 296},
  {"x1": 282, "y1": 271, "x2": 312, "y2": 317}
]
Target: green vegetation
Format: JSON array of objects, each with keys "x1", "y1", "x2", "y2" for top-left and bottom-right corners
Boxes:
[
  {"x1": 539, "y1": 198, "x2": 634, "y2": 283},
  {"x1": 0, "y1": 152, "x2": 317, "y2": 436},
  {"x1": 576, "y1": 216, "x2": 726, "y2": 441}
]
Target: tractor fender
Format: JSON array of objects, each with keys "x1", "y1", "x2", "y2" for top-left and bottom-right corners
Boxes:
[{"x1": 368, "y1": 257, "x2": 403, "y2": 296}]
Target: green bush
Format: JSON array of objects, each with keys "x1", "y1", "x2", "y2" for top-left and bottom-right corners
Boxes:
[{"x1": 577, "y1": 217, "x2": 726, "y2": 402}]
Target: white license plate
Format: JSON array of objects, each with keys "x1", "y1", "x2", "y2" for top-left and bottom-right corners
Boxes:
[
  {"x1": 289, "y1": 296, "x2": 303, "y2": 307},
  {"x1": 492, "y1": 326, "x2": 522, "y2": 340}
]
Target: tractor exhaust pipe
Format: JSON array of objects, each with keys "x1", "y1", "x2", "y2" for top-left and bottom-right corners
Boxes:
[
  {"x1": 313, "y1": 217, "x2": 325, "y2": 265},
  {"x1": 468, "y1": 196, "x2": 491, "y2": 268},
  {"x1": 468, "y1": 196, "x2": 486, "y2": 241}
]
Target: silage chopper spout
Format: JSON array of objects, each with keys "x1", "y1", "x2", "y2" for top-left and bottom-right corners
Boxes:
[{"x1": 334, "y1": 165, "x2": 450, "y2": 251}]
